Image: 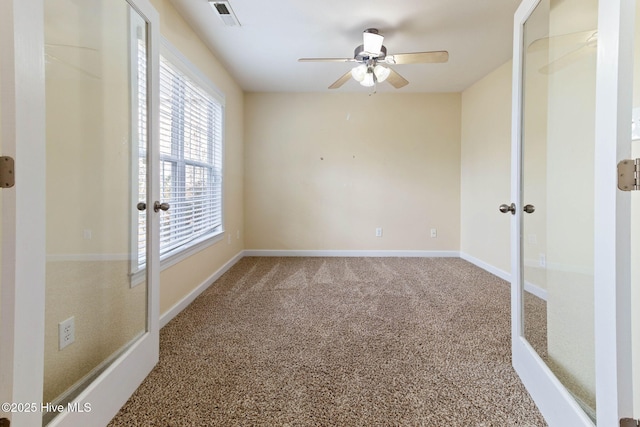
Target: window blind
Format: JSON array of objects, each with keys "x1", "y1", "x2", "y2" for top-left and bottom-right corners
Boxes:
[
  {"x1": 137, "y1": 49, "x2": 223, "y2": 266},
  {"x1": 157, "y1": 54, "x2": 223, "y2": 259}
]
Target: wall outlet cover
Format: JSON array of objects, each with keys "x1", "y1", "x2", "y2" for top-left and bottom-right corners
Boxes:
[{"x1": 59, "y1": 316, "x2": 75, "y2": 350}]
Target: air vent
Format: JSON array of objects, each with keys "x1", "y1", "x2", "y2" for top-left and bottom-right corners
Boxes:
[{"x1": 208, "y1": 0, "x2": 241, "y2": 26}]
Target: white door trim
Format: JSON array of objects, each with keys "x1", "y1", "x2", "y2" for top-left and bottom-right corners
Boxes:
[
  {"x1": 593, "y1": 0, "x2": 635, "y2": 424},
  {"x1": 0, "y1": 0, "x2": 47, "y2": 425}
]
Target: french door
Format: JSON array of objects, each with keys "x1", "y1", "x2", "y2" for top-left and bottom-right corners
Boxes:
[
  {"x1": 0, "y1": 0, "x2": 160, "y2": 426},
  {"x1": 510, "y1": 0, "x2": 636, "y2": 425}
]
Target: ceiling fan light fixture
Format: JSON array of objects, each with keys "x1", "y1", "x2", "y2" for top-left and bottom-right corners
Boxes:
[
  {"x1": 363, "y1": 30, "x2": 384, "y2": 56},
  {"x1": 351, "y1": 64, "x2": 367, "y2": 82},
  {"x1": 360, "y1": 71, "x2": 375, "y2": 87},
  {"x1": 373, "y1": 64, "x2": 390, "y2": 83},
  {"x1": 298, "y1": 27, "x2": 449, "y2": 91}
]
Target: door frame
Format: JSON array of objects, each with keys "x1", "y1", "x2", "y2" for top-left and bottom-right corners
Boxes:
[
  {"x1": 593, "y1": 0, "x2": 635, "y2": 424},
  {"x1": 0, "y1": 0, "x2": 47, "y2": 425},
  {"x1": 511, "y1": 0, "x2": 635, "y2": 425},
  {"x1": 0, "y1": 0, "x2": 161, "y2": 425}
]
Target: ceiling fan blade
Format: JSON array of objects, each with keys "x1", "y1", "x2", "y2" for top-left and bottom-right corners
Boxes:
[
  {"x1": 386, "y1": 51, "x2": 449, "y2": 65},
  {"x1": 298, "y1": 58, "x2": 355, "y2": 63},
  {"x1": 386, "y1": 68, "x2": 409, "y2": 89},
  {"x1": 328, "y1": 71, "x2": 353, "y2": 89},
  {"x1": 528, "y1": 30, "x2": 596, "y2": 52}
]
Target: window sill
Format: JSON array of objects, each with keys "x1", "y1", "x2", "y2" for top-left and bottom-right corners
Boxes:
[
  {"x1": 159, "y1": 230, "x2": 225, "y2": 272},
  {"x1": 129, "y1": 230, "x2": 225, "y2": 288}
]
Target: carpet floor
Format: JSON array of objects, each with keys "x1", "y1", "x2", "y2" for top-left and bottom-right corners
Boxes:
[{"x1": 109, "y1": 257, "x2": 547, "y2": 426}]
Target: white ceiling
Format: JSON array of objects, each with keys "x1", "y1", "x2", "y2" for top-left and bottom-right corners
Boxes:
[{"x1": 168, "y1": 0, "x2": 522, "y2": 93}]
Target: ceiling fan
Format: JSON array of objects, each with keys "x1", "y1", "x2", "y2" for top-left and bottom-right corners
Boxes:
[{"x1": 298, "y1": 28, "x2": 449, "y2": 90}]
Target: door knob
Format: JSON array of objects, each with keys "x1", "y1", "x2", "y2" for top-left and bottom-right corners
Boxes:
[
  {"x1": 523, "y1": 204, "x2": 535, "y2": 214},
  {"x1": 137, "y1": 202, "x2": 146, "y2": 211},
  {"x1": 499, "y1": 203, "x2": 516, "y2": 215},
  {"x1": 153, "y1": 201, "x2": 170, "y2": 212}
]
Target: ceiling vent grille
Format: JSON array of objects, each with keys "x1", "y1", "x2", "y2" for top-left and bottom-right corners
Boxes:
[{"x1": 208, "y1": 1, "x2": 241, "y2": 27}]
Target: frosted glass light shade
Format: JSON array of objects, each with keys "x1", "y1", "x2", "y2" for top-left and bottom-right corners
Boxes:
[
  {"x1": 373, "y1": 65, "x2": 390, "y2": 83},
  {"x1": 360, "y1": 72, "x2": 375, "y2": 87},
  {"x1": 351, "y1": 64, "x2": 367, "y2": 82}
]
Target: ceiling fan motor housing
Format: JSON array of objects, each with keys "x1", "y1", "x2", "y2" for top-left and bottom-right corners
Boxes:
[{"x1": 354, "y1": 44, "x2": 387, "y2": 62}]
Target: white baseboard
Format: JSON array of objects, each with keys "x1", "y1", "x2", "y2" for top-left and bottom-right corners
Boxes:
[
  {"x1": 243, "y1": 249, "x2": 460, "y2": 258},
  {"x1": 160, "y1": 250, "x2": 244, "y2": 328},
  {"x1": 460, "y1": 252, "x2": 511, "y2": 282},
  {"x1": 524, "y1": 281, "x2": 548, "y2": 301},
  {"x1": 460, "y1": 251, "x2": 548, "y2": 301}
]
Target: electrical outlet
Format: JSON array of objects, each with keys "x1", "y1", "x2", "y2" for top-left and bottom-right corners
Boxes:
[
  {"x1": 375, "y1": 227, "x2": 383, "y2": 237},
  {"x1": 59, "y1": 316, "x2": 75, "y2": 350},
  {"x1": 430, "y1": 228, "x2": 437, "y2": 238}
]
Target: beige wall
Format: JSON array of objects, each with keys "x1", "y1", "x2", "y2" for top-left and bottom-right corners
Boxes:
[
  {"x1": 150, "y1": 0, "x2": 245, "y2": 315},
  {"x1": 460, "y1": 60, "x2": 512, "y2": 272},
  {"x1": 244, "y1": 92, "x2": 461, "y2": 252}
]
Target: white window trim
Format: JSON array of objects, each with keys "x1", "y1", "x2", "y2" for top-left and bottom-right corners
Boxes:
[
  {"x1": 160, "y1": 39, "x2": 225, "y2": 106},
  {"x1": 159, "y1": 230, "x2": 225, "y2": 271}
]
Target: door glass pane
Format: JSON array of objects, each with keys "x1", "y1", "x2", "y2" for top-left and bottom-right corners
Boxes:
[
  {"x1": 521, "y1": 0, "x2": 598, "y2": 421},
  {"x1": 43, "y1": 0, "x2": 148, "y2": 422}
]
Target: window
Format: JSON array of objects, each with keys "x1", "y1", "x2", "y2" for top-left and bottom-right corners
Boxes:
[
  {"x1": 137, "y1": 43, "x2": 224, "y2": 268},
  {"x1": 157, "y1": 52, "x2": 224, "y2": 259}
]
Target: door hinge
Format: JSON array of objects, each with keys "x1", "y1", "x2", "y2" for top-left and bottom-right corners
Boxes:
[
  {"x1": 621, "y1": 418, "x2": 640, "y2": 427},
  {"x1": 0, "y1": 156, "x2": 14, "y2": 188},
  {"x1": 618, "y1": 159, "x2": 640, "y2": 191},
  {"x1": 0, "y1": 417, "x2": 10, "y2": 427}
]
